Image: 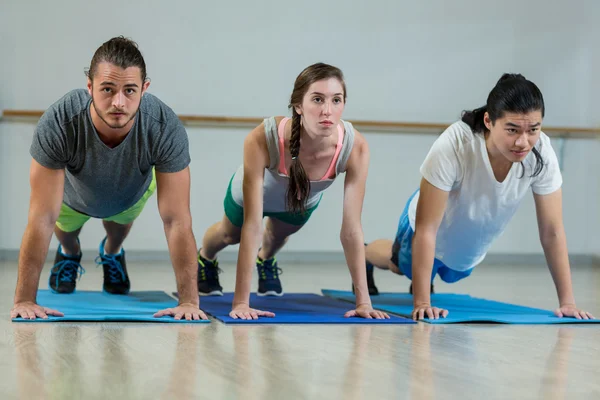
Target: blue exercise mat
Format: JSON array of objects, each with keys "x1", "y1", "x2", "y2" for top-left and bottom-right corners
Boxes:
[
  {"x1": 175, "y1": 292, "x2": 415, "y2": 324},
  {"x1": 322, "y1": 290, "x2": 599, "y2": 324},
  {"x1": 12, "y1": 290, "x2": 210, "y2": 323}
]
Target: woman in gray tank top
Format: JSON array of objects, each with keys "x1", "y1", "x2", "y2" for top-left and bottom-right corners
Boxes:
[{"x1": 196, "y1": 63, "x2": 389, "y2": 320}]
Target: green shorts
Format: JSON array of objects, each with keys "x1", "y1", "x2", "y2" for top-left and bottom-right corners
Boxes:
[
  {"x1": 223, "y1": 175, "x2": 321, "y2": 228},
  {"x1": 56, "y1": 170, "x2": 157, "y2": 233}
]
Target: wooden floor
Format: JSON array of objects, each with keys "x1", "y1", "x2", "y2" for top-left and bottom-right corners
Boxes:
[{"x1": 0, "y1": 259, "x2": 599, "y2": 400}]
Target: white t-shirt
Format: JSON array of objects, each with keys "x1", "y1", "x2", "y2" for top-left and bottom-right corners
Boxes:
[{"x1": 408, "y1": 121, "x2": 562, "y2": 271}]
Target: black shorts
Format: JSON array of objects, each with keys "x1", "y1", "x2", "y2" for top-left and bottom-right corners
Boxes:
[{"x1": 390, "y1": 237, "x2": 401, "y2": 268}]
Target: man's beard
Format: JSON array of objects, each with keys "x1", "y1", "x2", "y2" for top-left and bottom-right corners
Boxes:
[{"x1": 91, "y1": 97, "x2": 138, "y2": 129}]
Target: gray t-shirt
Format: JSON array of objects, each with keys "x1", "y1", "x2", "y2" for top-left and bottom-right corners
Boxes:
[{"x1": 30, "y1": 89, "x2": 190, "y2": 218}]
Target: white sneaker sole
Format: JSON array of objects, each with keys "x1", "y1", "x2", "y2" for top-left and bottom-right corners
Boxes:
[
  {"x1": 256, "y1": 290, "x2": 284, "y2": 297},
  {"x1": 199, "y1": 290, "x2": 223, "y2": 296}
]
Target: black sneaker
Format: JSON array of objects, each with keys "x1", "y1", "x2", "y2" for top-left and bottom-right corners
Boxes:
[
  {"x1": 197, "y1": 251, "x2": 223, "y2": 296},
  {"x1": 95, "y1": 237, "x2": 130, "y2": 295},
  {"x1": 256, "y1": 256, "x2": 283, "y2": 296},
  {"x1": 409, "y1": 283, "x2": 435, "y2": 295},
  {"x1": 48, "y1": 245, "x2": 85, "y2": 294},
  {"x1": 352, "y1": 260, "x2": 379, "y2": 296}
]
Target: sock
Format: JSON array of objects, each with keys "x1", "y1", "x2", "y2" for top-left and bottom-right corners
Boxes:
[
  {"x1": 60, "y1": 246, "x2": 81, "y2": 258},
  {"x1": 198, "y1": 249, "x2": 216, "y2": 263},
  {"x1": 104, "y1": 247, "x2": 122, "y2": 256}
]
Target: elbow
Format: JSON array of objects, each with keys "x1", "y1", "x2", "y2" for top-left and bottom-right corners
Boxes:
[
  {"x1": 340, "y1": 226, "x2": 363, "y2": 246},
  {"x1": 412, "y1": 228, "x2": 437, "y2": 247},
  {"x1": 29, "y1": 209, "x2": 59, "y2": 232},
  {"x1": 540, "y1": 229, "x2": 564, "y2": 247},
  {"x1": 242, "y1": 220, "x2": 263, "y2": 238},
  {"x1": 161, "y1": 212, "x2": 193, "y2": 232},
  {"x1": 241, "y1": 212, "x2": 263, "y2": 236}
]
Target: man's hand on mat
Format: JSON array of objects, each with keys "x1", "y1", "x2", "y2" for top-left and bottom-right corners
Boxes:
[
  {"x1": 412, "y1": 304, "x2": 448, "y2": 320},
  {"x1": 554, "y1": 304, "x2": 594, "y2": 320},
  {"x1": 345, "y1": 304, "x2": 390, "y2": 319},
  {"x1": 10, "y1": 301, "x2": 64, "y2": 320},
  {"x1": 153, "y1": 303, "x2": 208, "y2": 320},
  {"x1": 229, "y1": 303, "x2": 276, "y2": 320}
]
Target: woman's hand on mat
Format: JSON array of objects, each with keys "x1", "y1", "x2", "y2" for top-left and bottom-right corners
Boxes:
[
  {"x1": 554, "y1": 304, "x2": 594, "y2": 320},
  {"x1": 10, "y1": 301, "x2": 64, "y2": 320},
  {"x1": 154, "y1": 303, "x2": 209, "y2": 320},
  {"x1": 230, "y1": 303, "x2": 276, "y2": 320},
  {"x1": 345, "y1": 304, "x2": 390, "y2": 319},
  {"x1": 412, "y1": 304, "x2": 448, "y2": 320}
]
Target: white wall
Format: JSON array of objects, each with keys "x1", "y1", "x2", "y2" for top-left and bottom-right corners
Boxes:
[
  {"x1": 1, "y1": 0, "x2": 599, "y2": 256},
  {"x1": 589, "y1": 8, "x2": 600, "y2": 257}
]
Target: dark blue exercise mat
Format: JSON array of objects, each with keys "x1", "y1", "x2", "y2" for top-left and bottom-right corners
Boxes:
[
  {"x1": 12, "y1": 290, "x2": 210, "y2": 323},
  {"x1": 175, "y1": 292, "x2": 415, "y2": 324},
  {"x1": 322, "y1": 290, "x2": 599, "y2": 325}
]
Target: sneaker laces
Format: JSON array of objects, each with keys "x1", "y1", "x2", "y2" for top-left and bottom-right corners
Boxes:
[
  {"x1": 257, "y1": 258, "x2": 283, "y2": 280},
  {"x1": 96, "y1": 254, "x2": 126, "y2": 283},
  {"x1": 54, "y1": 259, "x2": 86, "y2": 282},
  {"x1": 198, "y1": 257, "x2": 223, "y2": 282}
]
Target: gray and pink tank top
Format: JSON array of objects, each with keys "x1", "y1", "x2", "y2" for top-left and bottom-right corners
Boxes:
[{"x1": 229, "y1": 116, "x2": 356, "y2": 212}]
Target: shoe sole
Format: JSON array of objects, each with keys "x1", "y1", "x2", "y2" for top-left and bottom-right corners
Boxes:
[
  {"x1": 49, "y1": 288, "x2": 77, "y2": 294},
  {"x1": 352, "y1": 287, "x2": 379, "y2": 296},
  {"x1": 102, "y1": 289, "x2": 131, "y2": 295},
  {"x1": 199, "y1": 290, "x2": 223, "y2": 296},
  {"x1": 257, "y1": 290, "x2": 284, "y2": 297}
]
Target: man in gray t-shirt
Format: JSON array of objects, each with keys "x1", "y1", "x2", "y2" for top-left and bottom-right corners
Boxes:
[{"x1": 11, "y1": 37, "x2": 207, "y2": 321}]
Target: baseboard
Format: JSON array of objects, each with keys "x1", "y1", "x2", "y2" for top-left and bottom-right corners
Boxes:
[{"x1": 1, "y1": 249, "x2": 599, "y2": 266}]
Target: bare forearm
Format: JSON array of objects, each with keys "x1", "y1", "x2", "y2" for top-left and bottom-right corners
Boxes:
[
  {"x1": 14, "y1": 223, "x2": 54, "y2": 304},
  {"x1": 164, "y1": 223, "x2": 199, "y2": 306},
  {"x1": 411, "y1": 232, "x2": 436, "y2": 306},
  {"x1": 341, "y1": 227, "x2": 369, "y2": 305},
  {"x1": 542, "y1": 234, "x2": 575, "y2": 306},
  {"x1": 233, "y1": 223, "x2": 262, "y2": 306}
]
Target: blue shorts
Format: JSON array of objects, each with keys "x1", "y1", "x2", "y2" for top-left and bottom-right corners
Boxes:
[{"x1": 391, "y1": 189, "x2": 473, "y2": 283}]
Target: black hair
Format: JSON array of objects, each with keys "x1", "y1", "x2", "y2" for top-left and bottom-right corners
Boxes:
[{"x1": 461, "y1": 73, "x2": 545, "y2": 177}]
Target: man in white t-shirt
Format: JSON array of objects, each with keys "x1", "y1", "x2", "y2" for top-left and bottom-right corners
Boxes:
[{"x1": 363, "y1": 73, "x2": 593, "y2": 321}]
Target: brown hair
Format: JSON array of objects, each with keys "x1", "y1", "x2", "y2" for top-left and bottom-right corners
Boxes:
[
  {"x1": 286, "y1": 62, "x2": 347, "y2": 214},
  {"x1": 86, "y1": 36, "x2": 147, "y2": 82}
]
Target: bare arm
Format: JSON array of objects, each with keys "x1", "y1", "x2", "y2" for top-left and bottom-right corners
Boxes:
[
  {"x1": 340, "y1": 132, "x2": 387, "y2": 319},
  {"x1": 11, "y1": 160, "x2": 65, "y2": 318},
  {"x1": 411, "y1": 178, "x2": 449, "y2": 320},
  {"x1": 154, "y1": 167, "x2": 207, "y2": 320},
  {"x1": 230, "y1": 123, "x2": 273, "y2": 318},
  {"x1": 534, "y1": 189, "x2": 592, "y2": 319}
]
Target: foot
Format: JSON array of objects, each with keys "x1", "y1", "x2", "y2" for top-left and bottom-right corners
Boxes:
[
  {"x1": 197, "y1": 251, "x2": 223, "y2": 296},
  {"x1": 257, "y1": 256, "x2": 283, "y2": 296},
  {"x1": 96, "y1": 237, "x2": 130, "y2": 295},
  {"x1": 48, "y1": 245, "x2": 85, "y2": 294}
]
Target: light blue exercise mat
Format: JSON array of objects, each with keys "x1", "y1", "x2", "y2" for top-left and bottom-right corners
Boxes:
[{"x1": 12, "y1": 290, "x2": 210, "y2": 323}]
